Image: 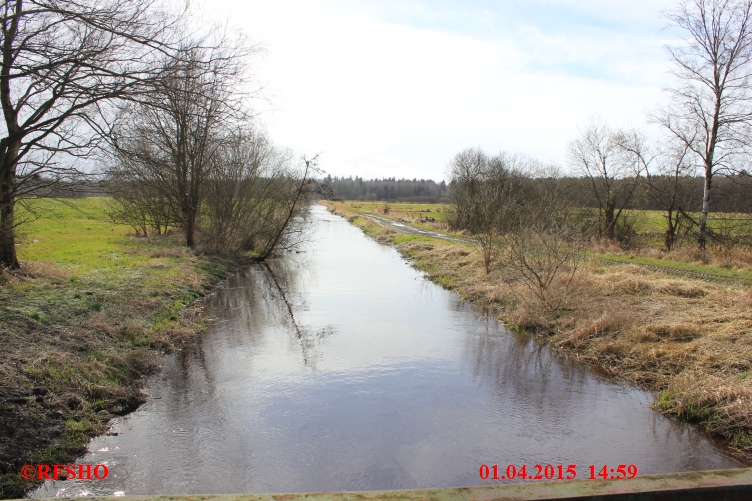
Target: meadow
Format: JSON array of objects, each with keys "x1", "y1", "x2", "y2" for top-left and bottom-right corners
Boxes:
[{"x1": 3, "y1": 198, "x2": 752, "y2": 496}]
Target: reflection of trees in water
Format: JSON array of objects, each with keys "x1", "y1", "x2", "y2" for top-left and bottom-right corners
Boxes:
[
  {"x1": 260, "y1": 261, "x2": 333, "y2": 369},
  {"x1": 156, "y1": 332, "x2": 218, "y2": 425},
  {"x1": 152, "y1": 260, "x2": 314, "y2": 425},
  {"x1": 463, "y1": 314, "x2": 594, "y2": 425},
  {"x1": 200, "y1": 257, "x2": 332, "y2": 370},
  {"x1": 463, "y1": 321, "x2": 741, "y2": 464},
  {"x1": 144, "y1": 293, "x2": 226, "y2": 411},
  {"x1": 205, "y1": 265, "x2": 297, "y2": 335},
  {"x1": 296, "y1": 324, "x2": 335, "y2": 370},
  {"x1": 262, "y1": 262, "x2": 302, "y2": 337},
  {"x1": 276, "y1": 210, "x2": 320, "y2": 255}
]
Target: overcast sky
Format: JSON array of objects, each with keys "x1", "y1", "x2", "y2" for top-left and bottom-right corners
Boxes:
[{"x1": 200, "y1": 0, "x2": 683, "y2": 181}]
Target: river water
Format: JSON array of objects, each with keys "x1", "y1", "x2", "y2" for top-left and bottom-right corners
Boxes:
[{"x1": 33, "y1": 204, "x2": 742, "y2": 497}]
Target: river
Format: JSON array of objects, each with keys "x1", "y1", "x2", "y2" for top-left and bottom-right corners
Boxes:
[{"x1": 32, "y1": 204, "x2": 742, "y2": 497}]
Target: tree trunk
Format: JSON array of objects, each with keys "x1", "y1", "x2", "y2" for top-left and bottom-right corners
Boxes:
[
  {"x1": 186, "y1": 209, "x2": 196, "y2": 248},
  {"x1": 0, "y1": 141, "x2": 19, "y2": 268},
  {"x1": 0, "y1": 188, "x2": 18, "y2": 268},
  {"x1": 698, "y1": 166, "x2": 712, "y2": 249},
  {"x1": 605, "y1": 200, "x2": 616, "y2": 241},
  {"x1": 665, "y1": 209, "x2": 676, "y2": 251}
]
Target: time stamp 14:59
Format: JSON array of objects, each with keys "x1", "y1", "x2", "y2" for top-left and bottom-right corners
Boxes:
[{"x1": 479, "y1": 464, "x2": 639, "y2": 481}]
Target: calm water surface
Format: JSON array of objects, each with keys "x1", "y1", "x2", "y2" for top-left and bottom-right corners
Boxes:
[{"x1": 33, "y1": 205, "x2": 742, "y2": 497}]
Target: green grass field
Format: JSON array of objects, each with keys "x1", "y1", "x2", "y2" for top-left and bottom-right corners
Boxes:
[
  {"x1": 12, "y1": 198, "x2": 235, "y2": 293},
  {"x1": 343, "y1": 201, "x2": 456, "y2": 221},
  {"x1": 16, "y1": 198, "x2": 145, "y2": 269}
]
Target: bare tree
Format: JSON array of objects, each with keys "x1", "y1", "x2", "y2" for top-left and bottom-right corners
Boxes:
[
  {"x1": 0, "y1": 0, "x2": 184, "y2": 268},
  {"x1": 504, "y1": 223, "x2": 584, "y2": 312},
  {"x1": 202, "y1": 131, "x2": 314, "y2": 257},
  {"x1": 448, "y1": 148, "x2": 527, "y2": 273},
  {"x1": 658, "y1": 0, "x2": 752, "y2": 248},
  {"x1": 105, "y1": 168, "x2": 174, "y2": 237},
  {"x1": 621, "y1": 135, "x2": 696, "y2": 250},
  {"x1": 568, "y1": 118, "x2": 644, "y2": 242},
  {"x1": 255, "y1": 155, "x2": 318, "y2": 259},
  {"x1": 448, "y1": 147, "x2": 488, "y2": 233},
  {"x1": 108, "y1": 39, "x2": 252, "y2": 248},
  {"x1": 202, "y1": 129, "x2": 279, "y2": 253}
]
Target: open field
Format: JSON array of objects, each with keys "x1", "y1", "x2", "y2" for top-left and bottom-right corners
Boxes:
[
  {"x1": 0, "y1": 199, "x2": 238, "y2": 498},
  {"x1": 336, "y1": 201, "x2": 752, "y2": 238},
  {"x1": 341, "y1": 201, "x2": 455, "y2": 221},
  {"x1": 324, "y1": 200, "x2": 752, "y2": 463},
  {"x1": 335, "y1": 202, "x2": 752, "y2": 281}
]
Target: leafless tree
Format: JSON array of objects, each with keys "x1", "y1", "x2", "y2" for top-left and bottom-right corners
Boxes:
[
  {"x1": 448, "y1": 148, "x2": 527, "y2": 273},
  {"x1": 105, "y1": 167, "x2": 174, "y2": 237},
  {"x1": 201, "y1": 131, "x2": 315, "y2": 257},
  {"x1": 620, "y1": 134, "x2": 697, "y2": 250},
  {"x1": 107, "y1": 38, "x2": 252, "y2": 248},
  {"x1": 504, "y1": 223, "x2": 584, "y2": 312},
  {"x1": 255, "y1": 155, "x2": 318, "y2": 259},
  {"x1": 657, "y1": 0, "x2": 752, "y2": 248},
  {"x1": 448, "y1": 147, "x2": 487, "y2": 233},
  {"x1": 568, "y1": 118, "x2": 644, "y2": 242},
  {"x1": 201, "y1": 129, "x2": 278, "y2": 253},
  {"x1": 0, "y1": 0, "x2": 185, "y2": 268}
]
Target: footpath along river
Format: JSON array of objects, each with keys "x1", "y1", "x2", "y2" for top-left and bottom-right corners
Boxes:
[{"x1": 32, "y1": 204, "x2": 742, "y2": 497}]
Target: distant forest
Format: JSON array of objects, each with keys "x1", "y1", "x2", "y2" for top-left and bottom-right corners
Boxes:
[
  {"x1": 316, "y1": 176, "x2": 449, "y2": 203},
  {"x1": 316, "y1": 173, "x2": 752, "y2": 213}
]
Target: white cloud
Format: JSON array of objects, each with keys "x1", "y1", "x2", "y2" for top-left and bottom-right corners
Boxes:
[{"x1": 198, "y1": 0, "x2": 683, "y2": 180}]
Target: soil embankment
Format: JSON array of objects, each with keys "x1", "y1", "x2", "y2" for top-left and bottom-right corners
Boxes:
[{"x1": 325, "y1": 201, "x2": 752, "y2": 464}]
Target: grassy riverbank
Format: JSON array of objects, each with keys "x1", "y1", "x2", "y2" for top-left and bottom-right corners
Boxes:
[
  {"x1": 0, "y1": 199, "x2": 238, "y2": 498},
  {"x1": 324, "y1": 201, "x2": 752, "y2": 463}
]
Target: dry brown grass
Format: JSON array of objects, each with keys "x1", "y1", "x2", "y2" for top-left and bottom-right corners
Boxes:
[
  {"x1": 663, "y1": 242, "x2": 752, "y2": 271},
  {"x1": 18, "y1": 261, "x2": 73, "y2": 280},
  {"x1": 711, "y1": 247, "x2": 752, "y2": 270},
  {"x1": 665, "y1": 243, "x2": 710, "y2": 264},
  {"x1": 0, "y1": 261, "x2": 72, "y2": 288}
]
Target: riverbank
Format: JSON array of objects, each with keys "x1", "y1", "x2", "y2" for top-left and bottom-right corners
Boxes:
[
  {"x1": 0, "y1": 199, "x2": 240, "y2": 498},
  {"x1": 324, "y1": 201, "x2": 752, "y2": 463}
]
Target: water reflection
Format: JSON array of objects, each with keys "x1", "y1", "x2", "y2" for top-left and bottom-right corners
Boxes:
[{"x1": 33, "y1": 205, "x2": 743, "y2": 498}]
